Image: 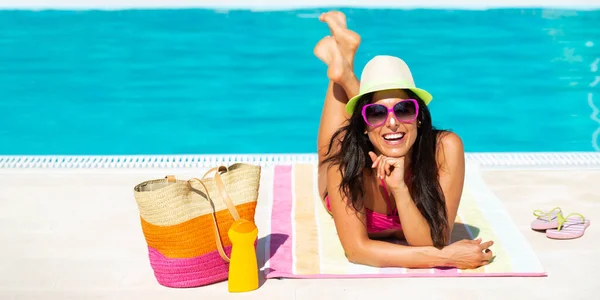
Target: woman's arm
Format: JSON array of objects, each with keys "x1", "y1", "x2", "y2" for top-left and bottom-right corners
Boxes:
[
  {"x1": 327, "y1": 165, "x2": 446, "y2": 268},
  {"x1": 436, "y1": 132, "x2": 466, "y2": 238},
  {"x1": 392, "y1": 187, "x2": 434, "y2": 246},
  {"x1": 390, "y1": 132, "x2": 466, "y2": 246},
  {"x1": 327, "y1": 161, "x2": 493, "y2": 269}
]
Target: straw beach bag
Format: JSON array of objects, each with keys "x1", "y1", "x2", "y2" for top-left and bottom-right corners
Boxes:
[{"x1": 132, "y1": 163, "x2": 261, "y2": 288}]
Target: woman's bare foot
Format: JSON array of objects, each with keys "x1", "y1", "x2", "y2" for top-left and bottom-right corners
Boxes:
[
  {"x1": 319, "y1": 11, "x2": 361, "y2": 69},
  {"x1": 313, "y1": 36, "x2": 353, "y2": 85}
]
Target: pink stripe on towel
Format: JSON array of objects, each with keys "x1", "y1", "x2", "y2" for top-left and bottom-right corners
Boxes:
[{"x1": 268, "y1": 165, "x2": 294, "y2": 276}]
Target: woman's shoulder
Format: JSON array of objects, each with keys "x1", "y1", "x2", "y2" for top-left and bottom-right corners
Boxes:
[
  {"x1": 437, "y1": 131, "x2": 464, "y2": 150},
  {"x1": 435, "y1": 131, "x2": 465, "y2": 167}
]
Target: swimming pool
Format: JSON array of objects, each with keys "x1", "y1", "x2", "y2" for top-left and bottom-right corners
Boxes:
[{"x1": 0, "y1": 8, "x2": 598, "y2": 155}]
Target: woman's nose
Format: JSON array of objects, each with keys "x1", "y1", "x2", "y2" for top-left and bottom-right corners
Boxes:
[{"x1": 386, "y1": 112, "x2": 399, "y2": 129}]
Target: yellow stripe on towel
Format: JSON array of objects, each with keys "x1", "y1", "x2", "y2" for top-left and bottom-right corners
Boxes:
[
  {"x1": 313, "y1": 180, "x2": 349, "y2": 275},
  {"x1": 293, "y1": 164, "x2": 321, "y2": 275},
  {"x1": 457, "y1": 188, "x2": 510, "y2": 274}
]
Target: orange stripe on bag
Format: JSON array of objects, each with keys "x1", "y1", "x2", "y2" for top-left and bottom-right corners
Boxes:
[{"x1": 141, "y1": 201, "x2": 257, "y2": 259}]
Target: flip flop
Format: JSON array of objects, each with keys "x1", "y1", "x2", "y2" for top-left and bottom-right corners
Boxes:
[
  {"x1": 531, "y1": 207, "x2": 563, "y2": 231},
  {"x1": 546, "y1": 212, "x2": 591, "y2": 240}
]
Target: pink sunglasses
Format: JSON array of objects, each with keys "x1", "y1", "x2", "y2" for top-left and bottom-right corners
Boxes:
[{"x1": 361, "y1": 99, "x2": 420, "y2": 127}]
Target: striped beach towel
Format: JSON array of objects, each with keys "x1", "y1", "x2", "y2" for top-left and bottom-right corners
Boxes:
[{"x1": 254, "y1": 163, "x2": 546, "y2": 278}]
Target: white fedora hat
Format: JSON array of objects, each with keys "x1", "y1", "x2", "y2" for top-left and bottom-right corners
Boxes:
[{"x1": 346, "y1": 55, "x2": 433, "y2": 114}]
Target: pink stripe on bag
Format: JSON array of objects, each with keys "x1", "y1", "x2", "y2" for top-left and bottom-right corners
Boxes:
[{"x1": 147, "y1": 246, "x2": 232, "y2": 288}]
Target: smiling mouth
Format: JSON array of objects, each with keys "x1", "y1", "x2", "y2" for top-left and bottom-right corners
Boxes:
[{"x1": 383, "y1": 132, "x2": 405, "y2": 142}]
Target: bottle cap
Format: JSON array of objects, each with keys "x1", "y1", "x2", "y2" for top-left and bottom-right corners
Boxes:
[{"x1": 230, "y1": 219, "x2": 257, "y2": 234}]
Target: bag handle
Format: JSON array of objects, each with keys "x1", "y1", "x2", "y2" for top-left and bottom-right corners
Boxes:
[
  {"x1": 186, "y1": 166, "x2": 240, "y2": 262},
  {"x1": 202, "y1": 166, "x2": 240, "y2": 220}
]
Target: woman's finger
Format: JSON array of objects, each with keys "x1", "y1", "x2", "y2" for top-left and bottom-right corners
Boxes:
[
  {"x1": 371, "y1": 154, "x2": 381, "y2": 169},
  {"x1": 479, "y1": 240, "x2": 494, "y2": 250},
  {"x1": 373, "y1": 155, "x2": 381, "y2": 177},
  {"x1": 384, "y1": 158, "x2": 393, "y2": 176},
  {"x1": 368, "y1": 151, "x2": 378, "y2": 167},
  {"x1": 378, "y1": 156, "x2": 386, "y2": 179},
  {"x1": 398, "y1": 156, "x2": 405, "y2": 168}
]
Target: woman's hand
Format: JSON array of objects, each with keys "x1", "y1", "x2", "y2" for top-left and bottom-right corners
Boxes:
[
  {"x1": 441, "y1": 238, "x2": 494, "y2": 269},
  {"x1": 368, "y1": 151, "x2": 407, "y2": 192}
]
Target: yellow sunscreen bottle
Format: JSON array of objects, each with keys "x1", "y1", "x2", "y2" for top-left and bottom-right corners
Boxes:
[{"x1": 227, "y1": 218, "x2": 259, "y2": 293}]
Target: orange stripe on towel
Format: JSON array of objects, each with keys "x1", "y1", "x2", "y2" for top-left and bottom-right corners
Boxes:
[{"x1": 141, "y1": 201, "x2": 257, "y2": 259}]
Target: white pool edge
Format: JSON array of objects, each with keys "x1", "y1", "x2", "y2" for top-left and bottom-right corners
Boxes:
[{"x1": 0, "y1": 152, "x2": 599, "y2": 170}]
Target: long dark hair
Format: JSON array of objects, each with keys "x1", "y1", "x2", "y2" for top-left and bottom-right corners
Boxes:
[{"x1": 323, "y1": 90, "x2": 450, "y2": 248}]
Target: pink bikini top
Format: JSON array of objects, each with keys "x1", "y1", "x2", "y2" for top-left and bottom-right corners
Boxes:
[
  {"x1": 324, "y1": 179, "x2": 402, "y2": 233},
  {"x1": 364, "y1": 179, "x2": 402, "y2": 233}
]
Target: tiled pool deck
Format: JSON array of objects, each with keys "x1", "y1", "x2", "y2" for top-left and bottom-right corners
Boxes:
[{"x1": 0, "y1": 152, "x2": 598, "y2": 299}]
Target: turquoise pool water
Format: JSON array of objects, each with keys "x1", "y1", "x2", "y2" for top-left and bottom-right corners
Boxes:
[{"x1": 0, "y1": 8, "x2": 598, "y2": 155}]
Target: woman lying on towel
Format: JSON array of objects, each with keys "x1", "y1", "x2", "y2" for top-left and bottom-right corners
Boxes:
[{"x1": 315, "y1": 11, "x2": 494, "y2": 270}]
